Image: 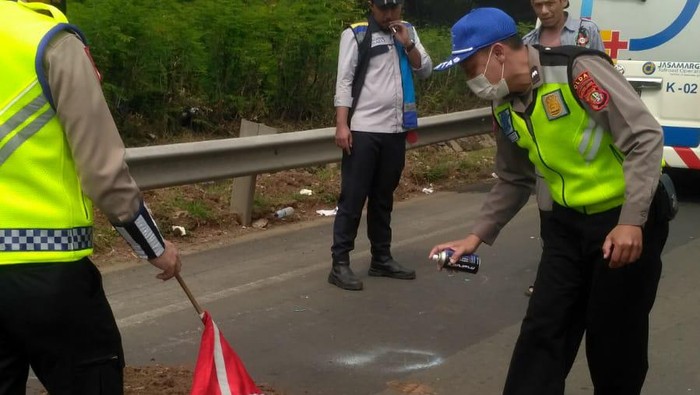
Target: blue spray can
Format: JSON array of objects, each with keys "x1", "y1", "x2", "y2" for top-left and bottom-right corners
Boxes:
[{"x1": 430, "y1": 248, "x2": 480, "y2": 274}]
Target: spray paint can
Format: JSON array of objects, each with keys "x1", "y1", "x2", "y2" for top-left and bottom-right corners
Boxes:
[
  {"x1": 430, "y1": 248, "x2": 480, "y2": 274},
  {"x1": 274, "y1": 207, "x2": 294, "y2": 218}
]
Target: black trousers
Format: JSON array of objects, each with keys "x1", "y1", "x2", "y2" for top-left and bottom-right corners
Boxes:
[
  {"x1": 331, "y1": 131, "x2": 406, "y2": 262},
  {"x1": 503, "y1": 201, "x2": 668, "y2": 395},
  {"x1": 0, "y1": 258, "x2": 124, "y2": 395}
]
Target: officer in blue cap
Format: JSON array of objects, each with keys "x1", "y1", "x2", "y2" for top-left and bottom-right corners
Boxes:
[{"x1": 430, "y1": 7, "x2": 672, "y2": 395}]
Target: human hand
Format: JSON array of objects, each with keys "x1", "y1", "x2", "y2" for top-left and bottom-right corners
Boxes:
[
  {"x1": 428, "y1": 234, "x2": 482, "y2": 266},
  {"x1": 148, "y1": 240, "x2": 182, "y2": 280},
  {"x1": 602, "y1": 225, "x2": 643, "y2": 268},
  {"x1": 335, "y1": 124, "x2": 352, "y2": 155},
  {"x1": 388, "y1": 22, "x2": 410, "y2": 47}
]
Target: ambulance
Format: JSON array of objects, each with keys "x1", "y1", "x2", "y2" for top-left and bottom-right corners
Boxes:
[{"x1": 569, "y1": 0, "x2": 700, "y2": 169}]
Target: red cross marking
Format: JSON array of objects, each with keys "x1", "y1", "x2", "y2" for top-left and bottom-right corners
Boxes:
[{"x1": 604, "y1": 31, "x2": 629, "y2": 59}]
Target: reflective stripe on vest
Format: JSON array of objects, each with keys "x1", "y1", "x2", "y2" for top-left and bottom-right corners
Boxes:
[
  {"x1": 0, "y1": 227, "x2": 92, "y2": 252},
  {"x1": 0, "y1": 90, "x2": 54, "y2": 166},
  {"x1": 493, "y1": 52, "x2": 626, "y2": 215},
  {"x1": 0, "y1": 2, "x2": 94, "y2": 264}
]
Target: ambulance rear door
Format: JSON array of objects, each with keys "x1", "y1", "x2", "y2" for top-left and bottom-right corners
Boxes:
[{"x1": 569, "y1": 0, "x2": 700, "y2": 169}]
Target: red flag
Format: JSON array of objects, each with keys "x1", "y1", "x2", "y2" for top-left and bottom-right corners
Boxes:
[
  {"x1": 406, "y1": 130, "x2": 419, "y2": 144},
  {"x1": 190, "y1": 311, "x2": 263, "y2": 395}
]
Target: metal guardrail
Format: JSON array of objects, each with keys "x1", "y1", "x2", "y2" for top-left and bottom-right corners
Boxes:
[{"x1": 125, "y1": 107, "x2": 493, "y2": 190}]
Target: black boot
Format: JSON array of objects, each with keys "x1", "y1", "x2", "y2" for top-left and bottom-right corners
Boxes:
[
  {"x1": 328, "y1": 261, "x2": 363, "y2": 291},
  {"x1": 368, "y1": 257, "x2": 416, "y2": 280}
]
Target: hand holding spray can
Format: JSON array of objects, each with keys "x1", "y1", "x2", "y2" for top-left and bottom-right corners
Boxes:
[{"x1": 430, "y1": 248, "x2": 480, "y2": 274}]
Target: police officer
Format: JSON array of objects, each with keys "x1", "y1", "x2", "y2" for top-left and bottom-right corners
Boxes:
[
  {"x1": 523, "y1": 0, "x2": 605, "y2": 297},
  {"x1": 0, "y1": 1, "x2": 181, "y2": 393},
  {"x1": 431, "y1": 8, "x2": 669, "y2": 395}
]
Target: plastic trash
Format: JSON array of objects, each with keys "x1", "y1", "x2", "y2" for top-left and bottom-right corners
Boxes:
[
  {"x1": 274, "y1": 207, "x2": 295, "y2": 218},
  {"x1": 316, "y1": 207, "x2": 338, "y2": 216}
]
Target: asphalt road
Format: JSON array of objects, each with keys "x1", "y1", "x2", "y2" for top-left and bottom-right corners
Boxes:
[{"x1": 29, "y1": 173, "x2": 700, "y2": 394}]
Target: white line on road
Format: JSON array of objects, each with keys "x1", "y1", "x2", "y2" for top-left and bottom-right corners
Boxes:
[{"x1": 116, "y1": 212, "x2": 510, "y2": 328}]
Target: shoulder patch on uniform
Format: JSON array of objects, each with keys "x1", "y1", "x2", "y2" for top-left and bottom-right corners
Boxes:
[
  {"x1": 541, "y1": 89, "x2": 570, "y2": 121},
  {"x1": 84, "y1": 46, "x2": 102, "y2": 83},
  {"x1": 497, "y1": 108, "x2": 519, "y2": 143},
  {"x1": 573, "y1": 71, "x2": 609, "y2": 111}
]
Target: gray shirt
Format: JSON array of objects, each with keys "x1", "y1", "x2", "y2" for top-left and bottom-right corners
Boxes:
[
  {"x1": 334, "y1": 25, "x2": 432, "y2": 133},
  {"x1": 523, "y1": 13, "x2": 605, "y2": 51}
]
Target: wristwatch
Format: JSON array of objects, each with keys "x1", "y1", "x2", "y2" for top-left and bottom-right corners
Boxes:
[{"x1": 405, "y1": 40, "x2": 416, "y2": 54}]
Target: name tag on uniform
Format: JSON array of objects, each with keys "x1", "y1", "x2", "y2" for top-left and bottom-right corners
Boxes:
[{"x1": 497, "y1": 109, "x2": 519, "y2": 143}]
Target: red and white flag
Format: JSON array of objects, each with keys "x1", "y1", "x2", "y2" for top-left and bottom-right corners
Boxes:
[{"x1": 190, "y1": 311, "x2": 263, "y2": 395}]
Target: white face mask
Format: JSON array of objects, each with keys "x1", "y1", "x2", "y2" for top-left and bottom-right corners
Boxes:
[{"x1": 466, "y1": 47, "x2": 510, "y2": 100}]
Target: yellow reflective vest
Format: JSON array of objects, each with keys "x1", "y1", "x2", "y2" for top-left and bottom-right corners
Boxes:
[
  {"x1": 494, "y1": 47, "x2": 626, "y2": 215},
  {"x1": 0, "y1": 1, "x2": 93, "y2": 264}
]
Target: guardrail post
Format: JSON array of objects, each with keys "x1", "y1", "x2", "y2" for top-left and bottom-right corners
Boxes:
[{"x1": 229, "y1": 119, "x2": 278, "y2": 226}]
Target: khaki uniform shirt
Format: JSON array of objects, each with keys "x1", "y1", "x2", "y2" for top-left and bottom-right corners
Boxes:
[
  {"x1": 44, "y1": 32, "x2": 141, "y2": 224},
  {"x1": 472, "y1": 46, "x2": 663, "y2": 245}
]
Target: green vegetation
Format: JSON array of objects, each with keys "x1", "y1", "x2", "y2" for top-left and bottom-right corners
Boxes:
[
  {"x1": 59, "y1": 1, "x2": 521, "y2": 258},
  {"x1": 67, "y1": 0, "x2": 493, "y2": 144}
]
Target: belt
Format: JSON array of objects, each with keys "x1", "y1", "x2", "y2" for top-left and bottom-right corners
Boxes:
[{"x1": 568, "y1": 195, "x2": 625, "y2": 215}]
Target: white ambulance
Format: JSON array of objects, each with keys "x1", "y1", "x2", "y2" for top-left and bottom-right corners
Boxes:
[{"x1": 569, "y1": 0, "x2": 700, "y2": 169}]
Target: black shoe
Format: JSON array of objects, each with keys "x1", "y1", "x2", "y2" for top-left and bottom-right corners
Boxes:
[
  {"x1": 328, "y1": 262, "x2": 363, "y2": 291},
  {"x1": 368, "y1": 258, "x2": 416, "y2": 280}
]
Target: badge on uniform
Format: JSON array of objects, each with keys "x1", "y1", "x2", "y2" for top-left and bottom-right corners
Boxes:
[
  {"x1": 573, "y1": 71, "x2": 610, "y2": 111},
  {"x1": 577, "y1": 26, "x2": 590, "y2": 47},
  {"x1": 541, "y1": 89, "x2": 570, "y2": 121},
  {"x1": 497, "y1": 109, "x2": 519, "y2": 143},
  {"x1": 530, "y1": 67, "x2": 541, "y2": 85}
]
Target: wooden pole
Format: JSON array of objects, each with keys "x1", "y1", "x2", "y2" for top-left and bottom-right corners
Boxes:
[{"x1": 175, "y1": 273, "x2": 204, "y2": 316}]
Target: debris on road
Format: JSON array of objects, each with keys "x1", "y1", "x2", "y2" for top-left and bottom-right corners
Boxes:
[
  {"x1": 171, "y1": 225, "x2": 187, "y2": 236},
  {"x1": 252, "y1": 218, "x2": 269, "y2": 229},
  {"x1": 316, "y1": 207, "x2": 338, "y2": 216}
]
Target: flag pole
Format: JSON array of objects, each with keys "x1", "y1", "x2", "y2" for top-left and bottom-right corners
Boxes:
[{"x1": 176, "y1": 273, "x2": 204, "y2": 316}]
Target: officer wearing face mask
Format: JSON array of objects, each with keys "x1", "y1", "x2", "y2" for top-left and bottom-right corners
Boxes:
[{"x1": 430, "y1": 8, "x2": 671, "y2": 395}]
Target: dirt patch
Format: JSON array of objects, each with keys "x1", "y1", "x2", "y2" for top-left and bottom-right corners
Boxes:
[
  {"x1": 34, "y1": 365, "x2": 283, "y2": 395},
  {"x1": 123, "y1": 366, "x2": 193, "y2": 395},
  {"x1": 122, "y1": 366, "x2": 283, "y2": 395}
]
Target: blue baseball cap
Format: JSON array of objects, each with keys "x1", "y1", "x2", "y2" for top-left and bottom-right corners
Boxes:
[{"x1": 434, "y1": 8, "x2": 517, "y2": 72}]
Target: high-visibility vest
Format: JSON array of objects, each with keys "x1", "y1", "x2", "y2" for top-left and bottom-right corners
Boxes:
[
  {"x1": 493, "y1": 46, "x2": 626, "y2": 214},
  {"x1": 0, "y1": 1, "x2": 94, "y2": 264}
]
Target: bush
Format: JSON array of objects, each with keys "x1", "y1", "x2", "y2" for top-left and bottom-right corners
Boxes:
[{"x1": 67, "y1": 1, "x2": 505, "y2": 144}]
